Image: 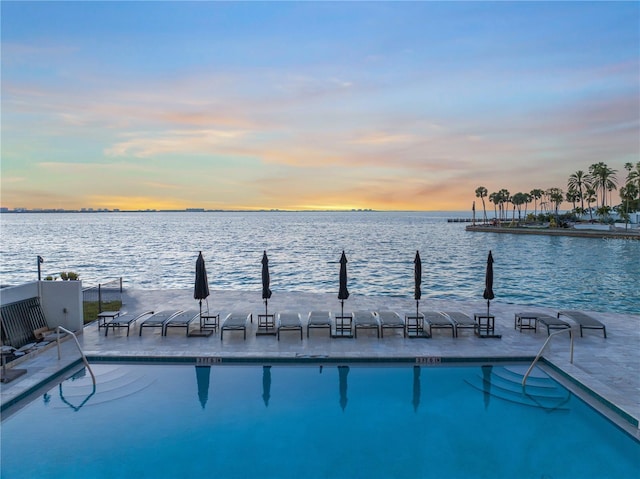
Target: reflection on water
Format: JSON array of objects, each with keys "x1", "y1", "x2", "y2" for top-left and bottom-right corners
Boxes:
[
  {"x1": 1, "y1": 212, "x2": 638, "y2": 313},
  {"x1": 57, "y1": 368, "x2": 96, "y2": 412},
  {"x1": 262, "y1": 365, "x2": 271, "y2": 407},
  {"x1": 412, "y1": 366, "x2": 421, "y2": 412},
  {"x1": 482, "y1": 365, "x2": 493, "y2": 410},
  {"x1": 338, "y1": 365, "x2": 349, "y2": 412},
  {"x1": 195, "y1": 366, "x2": 211, "y2": 410},
  {"x1": 58, "y1": 383, "x2": 96, "y2": 412}
]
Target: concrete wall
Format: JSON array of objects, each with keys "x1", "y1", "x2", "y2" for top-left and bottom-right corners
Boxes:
[
  {"x1": 0, "y1": 282, "x2": 39, "y2": 304},
  {"x1": 0, "y1": 281, "x2": 83, "y2": 332},
  {"x1": 40, "y1": 281, "x2": 83, "y2": 331}
]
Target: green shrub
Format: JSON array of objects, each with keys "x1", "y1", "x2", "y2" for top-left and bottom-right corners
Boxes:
[{"x1": 60, "y1": 271, "x2": 80, "y2": 281}]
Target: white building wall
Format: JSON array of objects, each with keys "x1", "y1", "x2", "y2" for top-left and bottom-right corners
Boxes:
[
  {"x1": 0, "y1": 281, "x2": 83, "y2": 332},
  {"x1": 0, "y1": 282, "x2": 39, "y2": 304},
  {"x1": 40, "y1": 281, "x2": 83, "y2": 332}
]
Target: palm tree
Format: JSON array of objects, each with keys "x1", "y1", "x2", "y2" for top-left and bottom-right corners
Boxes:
[
  {"x1": 567, "y1": 170, "x2": 587, "y2": 212},
  {"x1": 475, "y1": 186, "x2": 488, "y2": 224},
  {"x1": 499, "y1": 189, "x2": 510, "y2": 221},
  {"x1": 566, "y1": 189, "x2": 580, "y2": 214},
  {"x1": 530, "y1": 189, "x2": 544, "y2": 217},
  {"x1": 584, "y1": 187, "x2": 597, "y2": 221},
  {"x1": 546, "y1": 187, "x2": 564, "y2": 224},
  {"x1": 626, "y1": 161, "x2": 640, "y2": 203},
  {"x1": 619, "y1": 185, "x2": 638, "y2": 229},
  {"x1": 512, "y1": 192, "x2": 528, "y2": 223},
  {"x1": 522, "y1": 192, "x2": 532, "y2": 221},
  {"x1": 588, "y1": 162, "x2": 618, "y2": 208},
  {"x1": 489, "y1": 192, "x2": 499, "y2": 221},
  {"x1": 622, "y1": 162, "x2": 640, "y2": 227}
]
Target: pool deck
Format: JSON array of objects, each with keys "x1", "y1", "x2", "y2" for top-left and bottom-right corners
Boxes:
[{"x1": 2, "y1": 289, "x2": 638, "y2": 436}]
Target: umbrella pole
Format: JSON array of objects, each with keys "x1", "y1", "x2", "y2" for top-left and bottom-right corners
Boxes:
[
  {"x1": 341, "y1": 299, "x2": 344, "y2": 318},
  {"x1": 487, "y1": 300, "x2": 490, "y2": 317}
]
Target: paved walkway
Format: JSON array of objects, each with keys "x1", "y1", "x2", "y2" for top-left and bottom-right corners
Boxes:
[{"x1": 2, "y1": 289, "x2": 638, "y2": 436}]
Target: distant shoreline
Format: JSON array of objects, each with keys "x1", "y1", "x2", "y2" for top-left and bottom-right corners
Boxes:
[
  {"x1": 465, "y1": 225, "x2": 640, "y2": 240},
  {"x1": 0, "y1": 208, "x2": 426, "y2": 214}
]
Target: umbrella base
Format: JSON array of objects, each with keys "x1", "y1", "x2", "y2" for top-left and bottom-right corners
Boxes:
[
  {"x1": 407, "y1": 331, "x2": 430, "y2": 339},
  {"x1": 474, "y1": 313, "x2": 499, "y2": 338},
  {"x1": 405, "y1": 314, "x2": 430, "y2": 338},
  {"x1": 188, "y1": 330, "x2": 213, "y2": 337},
  {"x1": 332, "y1": 315, "x2": 353, "y2": 338},
  {"x1": 1, "y1": 368, "x2": 27, "y2": 383},
  {"x1": 256, "y1": 330, "x2": 277, "y2": 336},
  {"x1": 256, "y1": 314, "x2": 276, "y2": 336}
]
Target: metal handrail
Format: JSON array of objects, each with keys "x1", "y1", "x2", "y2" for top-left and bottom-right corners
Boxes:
[
  {"x1": 57, "y1": 326, "x2": 96, "y2": 386},
  {"x1": 522, "y1": 328, "x2": 573, "y2": 387}
]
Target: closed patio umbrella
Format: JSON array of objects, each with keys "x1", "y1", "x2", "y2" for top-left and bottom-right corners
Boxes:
[
  {"x1": 414, "y1": 251, "x2": 422, "y2": 320},
  {"x1": 483, "y1": 250, "x2": 495, "y2": 316},
  {"x1": 194, "y1": 251, "x2": 210, "y2": 319},
  {"x1": 261, "y1": 251, "x2": 272, "y2": 317},
  {"x1": 338, "y1": 251, "x2": 349, "y2": 318}
]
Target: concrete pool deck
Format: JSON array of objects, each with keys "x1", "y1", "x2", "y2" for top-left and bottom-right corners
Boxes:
[{"x1": 2, "y1": 289, "x2": 638, "y2": 436}]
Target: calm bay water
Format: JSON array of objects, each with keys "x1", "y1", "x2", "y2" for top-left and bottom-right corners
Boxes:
[{"x1": 0, "y1": 211, "x2": 638, "y2": 314}]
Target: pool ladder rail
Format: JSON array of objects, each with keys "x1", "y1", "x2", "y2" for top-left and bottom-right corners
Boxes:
[
  {"x1": 522, "y1": 328, "x2": 573, "y2": 387},
  {"x1": 57, "y1": 326, "x2": 96, "y2": 387}
]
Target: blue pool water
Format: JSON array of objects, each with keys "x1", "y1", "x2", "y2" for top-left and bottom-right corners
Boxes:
[{"x1": 1, "y1": 363, "x2": 638, "y2": 479}]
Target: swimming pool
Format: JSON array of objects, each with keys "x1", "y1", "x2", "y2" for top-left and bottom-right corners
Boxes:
[{"x1": 1, "y1": 363, "x2": 638, "y2": 479}]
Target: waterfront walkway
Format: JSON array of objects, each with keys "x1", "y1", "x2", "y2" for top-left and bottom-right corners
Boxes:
[{"x1": 2, "y1": 289, "x2": 638, "y2": 436}]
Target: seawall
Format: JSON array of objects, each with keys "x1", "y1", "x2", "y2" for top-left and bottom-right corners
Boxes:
[{"x1": 465, "y1": 225, "x2": 640, "y2": 240}]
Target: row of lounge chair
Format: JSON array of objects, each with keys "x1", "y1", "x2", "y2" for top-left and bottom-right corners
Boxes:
[
  {"x1": 103, "y1": 310, "x2": 200, "y2": 337},
  {"x1": 514, "y1": 310, "x2": 607, "y2": 338},
  {"x1": 101, "y1": 308, "x2": 607, "y2": 340}
]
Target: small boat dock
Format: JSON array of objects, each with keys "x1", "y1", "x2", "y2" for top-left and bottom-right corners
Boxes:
[{"x1": 447, "y1": 218, "x2": 474, "y2": 223}]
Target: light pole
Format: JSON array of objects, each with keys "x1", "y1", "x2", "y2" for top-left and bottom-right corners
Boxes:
[{"x1": 37, "y1": 256, "x2": 44, "y2": 281}]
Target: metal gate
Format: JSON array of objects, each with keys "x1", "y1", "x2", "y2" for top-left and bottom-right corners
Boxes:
[{"x1": 0, "y1": 297, "x2": 48, "y2": 348}]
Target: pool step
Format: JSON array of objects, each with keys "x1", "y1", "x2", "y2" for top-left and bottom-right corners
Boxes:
[
  {"x1": 51, "y1": 365, "x2": 156, "y2": 409},
  {"x1": 465, "y1": 365, "x2": 571, "y2": 412}
]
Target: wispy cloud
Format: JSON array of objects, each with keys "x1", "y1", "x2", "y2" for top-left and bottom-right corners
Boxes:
[
  {"x1": 2, "y1": 1, "x2": 637, "y2": 210},
  {"x1": 105, "y1": 128, "x2": 250, "y2": 158}
]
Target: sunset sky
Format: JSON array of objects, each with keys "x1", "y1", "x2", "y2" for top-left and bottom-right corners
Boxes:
[{"x1": 2, "y1": 1, "x2": 638, "y2": 211}]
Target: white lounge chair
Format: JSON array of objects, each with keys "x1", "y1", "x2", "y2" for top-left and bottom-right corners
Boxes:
[
  {"x1": 221, "y1": 312, "x2": 252, "y2": 340},
  {"x1": 138, "y1": 310, "x2": 182, "y2": 336},
  {"x1": 307, "y1": 311, "x2": 332, "y2": 337},
  {"x1": 277, "y1": 312, "x2": 303, "y2": 340},
  {"x1": 558, "y1": 310, "x2": 606, "y2": 338},
  {"x1": 537, "y1": 314, "x2": 571, "y2": 336},
  {"x1": 422, "y1": 311, "x2": 455, "y2": 338},
  {"x1": 442, "y1": 311, "x2": 475, "y2": 337},
  {"x1": 104, "y1": 311, "x2": 153, "y2": 337},
  {"x1": 375, "y1": 311, "x2": 405, "y2": 338},
  {"x1": 353, "y1": 311, "x2": 380, "y2": 338},
  {"x1": 164, "y1": 310, "x2": 200, "y2": 336}
]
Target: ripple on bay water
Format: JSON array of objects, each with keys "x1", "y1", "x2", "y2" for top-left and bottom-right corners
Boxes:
[{"x1": 1, "y1": 212, "x2": 638, "y2": 314}]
